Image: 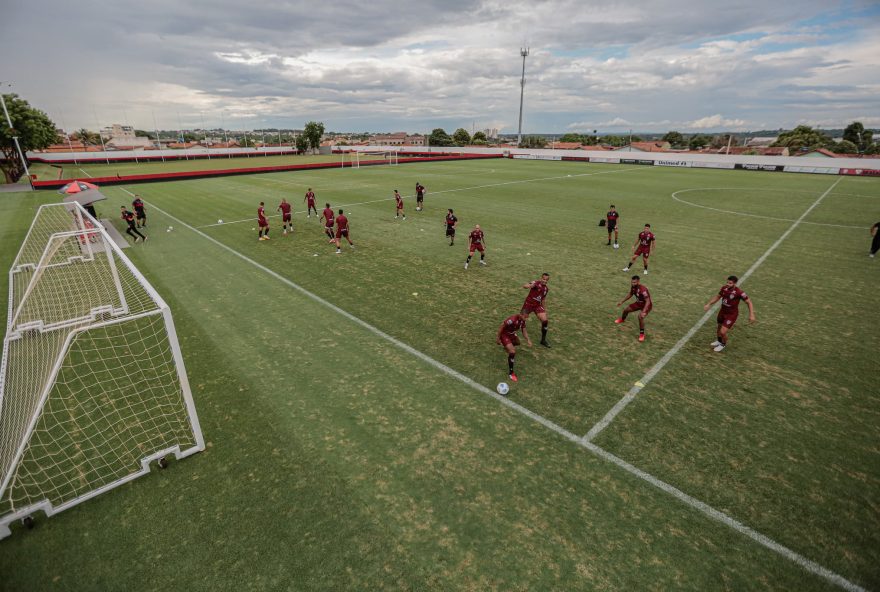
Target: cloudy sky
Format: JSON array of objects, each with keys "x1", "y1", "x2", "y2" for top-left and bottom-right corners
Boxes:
[{"x1": 2, "y1": 0, "x2": 878, "y2": 134}]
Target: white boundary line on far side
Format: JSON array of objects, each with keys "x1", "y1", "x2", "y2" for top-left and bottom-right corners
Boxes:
[
  {"x1": 583, "y1": 177, "x2": 843, "y2": 443},
  {"x1": 194, "y1": 166, "x2": 647, "y2": 228},
  {"x1": 78, "y1": 168, "x2": 93, "y2": 178},
  {"x1": 123, "y1": 184, "x2": 864, "y2": 592}
]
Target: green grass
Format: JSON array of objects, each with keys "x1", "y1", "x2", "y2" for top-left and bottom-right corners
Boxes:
[
  {"x1": 0, "y1": 160, "x2": 877, "y2": 591},
  {"x1": 40, "y1": 153, "x2": 393, "y2": 180}
]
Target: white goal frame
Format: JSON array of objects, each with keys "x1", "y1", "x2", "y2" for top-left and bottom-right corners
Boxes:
[
  {"x1": 340, "y1": 149, "x2": 360, "y2": 169},
  {"x1": 0, "y1": 202, "x2": 204, "y2": 538}
]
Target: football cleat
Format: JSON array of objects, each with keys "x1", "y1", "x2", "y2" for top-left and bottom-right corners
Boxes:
[
  {"x1": 622, "y1": 267, "x2": 629, "y2": 272},
  {"x1": 508, "y1": 373, "x2": 518, "y2": 383},
  {"x1": 713, "y1": 344, "x2": 726, "y2": 352},
  {"x1": 464, "y1": 262, "x2": 469, "y2": 269},
  {"x1": 540, "y1": 340, "x2": 551, "y2": 348},
  {"x1": 642, "y1": 269, "x2": 648, "y2": 275},
  {"x1": 614, "y1": 318, "x2": 625, "y2": 324},
  {"x1": 479, "y1": 260, "x2": 486, "y2": 266},
  {"x1": 638, "y1": 334, "x2": 646, "y2": 342},
  {"x1": 710, "y1": 340, "x2": 721, "y2": 347},
  {"x1": 335, "y1": 249, "x2": 341, "y2": 254}
]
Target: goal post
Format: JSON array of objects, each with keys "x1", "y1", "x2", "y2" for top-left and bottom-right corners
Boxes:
[
  {"x1": 0, "y1": 202, "x2": 204, "y2": 538},
  {"x1": 340, "y1": 149, "x2": 360, "y2": 169}
]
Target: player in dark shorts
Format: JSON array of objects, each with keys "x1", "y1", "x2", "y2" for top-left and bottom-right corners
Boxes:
[
  {"x1": 394, "y1": 189, "x2": 406, "y2": 220},
  {"x1": 521, "y1": 273, "x2": 551, "y2": 347},
  {"x1": 623, "y1": 224, "x2": 655, "y2": 275},
  {"x1": 132, "y1": 195, "x2": 146, "y2": 228},
  {"x1": 120, "y1": 206, "x2": 146, "y2": 242},
  {"x1": 615, "y1": 275, "x2": 652, "y2": 342},
  {"x1": 606, "y1": 205, "x2": 618, "y2": 247},
  {"x1": 445, "y1": 209, "x2": 458, "y2": 246},
  {"x1": 871, "y1": 222, "x2": 880, "y2": 257},
  {"x1": 704, "y1": 275, "x2": 756, "y2": 352},
  {"x1": 304, "y1": 188, "x2": 318, "y2": 217},
  {"x1": 415, "y1": 182, "x2": 426, "y2": 210},
  {"x1": 277, "y1": 198, "x2": 293, "y2": 235},
  {"x1": 257, "y1": 201, "x2": 270, "y2": 241},
  {"x1": 320, "y1": 203, "x2": 335, "y2": 239},
  {"x1": 464, "y1": 225, "x2": 486, "y2": 269},
  {"x1": 330, "y1": 209, "x2": 354, "y2": 253},
  {"x1": 497, "y1": 312, "x2": 531, "y2": 383}
]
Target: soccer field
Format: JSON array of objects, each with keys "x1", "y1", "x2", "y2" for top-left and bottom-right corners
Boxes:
[{"x1": 1, "y1": 159, "x2": 878, "y2": 591}]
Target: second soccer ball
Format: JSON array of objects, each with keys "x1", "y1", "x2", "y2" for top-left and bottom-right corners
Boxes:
[{"x1": 496, "y1": 382, "x2": 510, "y2": 395}]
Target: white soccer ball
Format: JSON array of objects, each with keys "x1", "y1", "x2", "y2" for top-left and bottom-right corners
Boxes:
[
  {"x1": 613, "y1": 244, "x2": 619, "y2": 249},
  {"x1": 218, "y1": 219, "x2": 223, "y2": 224},
  {"x1": 496, "y1": 382, "x2": 510, "y2": 395},
  {"x1": 416, "y1": 207, "x2": 421, "y2": 211}
]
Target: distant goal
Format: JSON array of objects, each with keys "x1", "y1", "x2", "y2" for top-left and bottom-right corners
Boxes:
[
  {"x1": 340, "y1": 149, "x2": 399, "y2": 168},
  {"x1": 0, "y1": 202, "x2": 204, "y2": 538}
]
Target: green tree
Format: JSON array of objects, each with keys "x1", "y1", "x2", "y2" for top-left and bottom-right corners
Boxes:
[
  {"x1": 559, "y1": 133, "x2": 584, "y2": 143},
  {"x1": 832, "y1": 140, "x2": 858, "y2": 154},
  {"x1": 0, "y1": 93, "x2": 58, "y2": 183},
  {"x1": 772, "y1": 125, "x2": 833, "y2": 152},
  {"x1": 518, "y1": 135, "x2": 547, "y2": 148},
  {"x1": 428, "y1": 128, "x2": 454, "y2": 147},
  {"x1": 74, "y1": 128, "x2": 101, "y2": 146},
  {"x1": 472, "y1": 131, "x2": 487, "y2": 143},
  {"x1": 303, "y1": 121, "x2": 325, "y2": 154},
  {"x1": 843, "y1": 122, "x2": 873, "y2": 153},
  {"x1": 865, "y1": 143, "x2": 880, "y2": 155},
  {"x1": 688, "y1": 134, "x2": 712, "y2": 150},
  {"x1": 662, "y1": 131, "x2": 686, "y2": 149},
  {"x1": 710, "y1": 134, "x2": 740, "y2": 150},
  {"x1": 452, "y1": 128, "x2": 471, "y2": 146},
  {"x1": 134, "y1": 129, "x2": 152, "y2": 138},
  {"x1": 294, "y1": 134, "x2": 309, "y2": 153}
]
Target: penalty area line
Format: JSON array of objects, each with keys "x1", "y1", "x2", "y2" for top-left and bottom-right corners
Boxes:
[
  {"x1": 583, "y1": 176, "x2": 843, "y2": 443},
  {"x1": 124, "y1": 182, "x2": 863, "y2": 592}
]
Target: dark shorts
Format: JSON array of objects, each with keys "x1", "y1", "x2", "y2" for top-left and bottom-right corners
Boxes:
[
  {"x1": 635, "y1": 246, "x2": 651, "y2": 257},
  {"x1": 135, "y1": 209, "x2": 146, "y2": 219},
  {"x1": 521, "y1": 302, "x2": 546, "y2": 315},
  {"x1": 283, "y1": 214, "x2": 292, "y2": 222},
  {"x1": 258, "y1": 219, "x2": 269, "y2": 228},
  {"x1": 417, "y1": 194, "x2": 424, "y2": 202},
  {"x1": 335, "y1": 228, "x2": 349, "y2": 239},
  {"x1": 500, "y1": 334, "x2": 520, "y2": 348},
  {"x1": 325, "y1": 221, "x2": 334, "y2": 230},
  {"x1": 717, "y1": 312, "x2": 738, "y2": 328},
  {"x1": 607, "y1": 221, "x2": 616, "y2": 231},
  {"x1": 446, "y1": 226, "x2": 456, "y2": 237},
  {"x1": 307, "y1": 200, "x2": 316, "y2": 208},
  {"x1": 470, "y1": 243, "x2": 485, "y2": 253},
  {"x1": 625, "y1": 302, "x2": 651, "y2": 315}
]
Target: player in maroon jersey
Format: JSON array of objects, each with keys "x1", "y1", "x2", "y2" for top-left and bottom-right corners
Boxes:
[
  {"x1": 464, "y1": 225, "x2": 486, "y2": 269},
  {"x1": 120, "y1": 206, "x2": 146, "y2": 242},
  {"x1": 394, "y1": 189, "x2": 406, "y2": 220},
  {"x1": 415, "y1": 182, "x2": 426, "y2": 210},
  {"x1": 320, "y1": 203, "x2": 335, "y2": 239},
  {"x1": 304, "y1": 188, "x2": 318, "y2": 217},
  {"x1": 615, "y1": 275, "x2": 652, "y2": 342},
  {"x1": 132, "y1": 195, "x2": 147, "y2": 228},
  {"x1": 445, "y1": 209, "x2": 458, "y2": 246},
  {"x1": 521, "y1": 273, "x2": 551, "y2": 347},
  {"x1": 257, "y1": 202, "x2": 270, "y2": 241},
  {"x1": 330, "y1": 208, "x2": 354, "y2": 253},
  {"x1": 623, "y1": 224, "x2": 655, "y2": 274},
  {"x1": 497, "y1": 312, "x2": 531, "y2": 383},
  {"x1": 606, "y1": 205, "x2": 619, "y2": 247},
  {"x1": 704, "y1": 275, "x2": 756, "y2": 352},
  {"x1": 277, "y1": 198, "x2": 293, "y2": 235}
]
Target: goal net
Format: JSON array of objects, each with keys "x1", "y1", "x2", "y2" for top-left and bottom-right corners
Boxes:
[
  {"x1": 0, "y1": 202, "x2": 204, "y2": 537},
  {"x1": 341, "y1": 150, "x2": 399, "y2": 168}
]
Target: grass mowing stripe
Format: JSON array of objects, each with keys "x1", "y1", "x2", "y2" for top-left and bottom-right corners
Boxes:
[
  {"x1": 124, "y1": 180, "x2": 864, "y2": 592},
  {"x1": 195, "y1": 165, "x2": 648, "y2": 228},
  {"x1": 583, "y1": 177, "x2": 843, "y2": 443}
]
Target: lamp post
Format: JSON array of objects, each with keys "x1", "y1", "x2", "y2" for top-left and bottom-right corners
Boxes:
[{"x1": 517, "y1": 47, "x2": 529, "y2": 147}]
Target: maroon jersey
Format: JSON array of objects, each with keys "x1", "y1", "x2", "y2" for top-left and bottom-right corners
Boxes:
[
  {"x1": 500, "y1": 315, "x2": 526, "y2": 337},
  {"x1": 278, "y1": 202, "x2": 291, "y2": 215},
  {"x1": 445, "y1": 213, "x2": 457, "y2": 228},
  {"x1": 305, "y1": 191, "x2": 315, "y2": 203},
  {"x1": 469, "y1": 229, "x2": 484, "y2": 245},
  {"x1": 395, "y1": 193, "x2": 403, "y2": 208},
  {"x1": 132, "y1": 198, "x2": 144, "y2": 211},
  {"x1": 121, "y1": 210, "x2": 135, "y2": 225},
  {"x1": 524, "y1": 280, "x2": 549, "y2": 307},
  {"x1": 416, "y1": 183, "x2": 425, "y2": 196},
  {"x1": 632, "y1": 284, "x2": 651, "y2": 304},
  {"x1": 719, "y1": 285, "x2": 748, "y2": 314},
  {"x1": 638, "y1": 231, "x2": 655, "y2": 248},
  {"x1": 606, "y1": 210, "x2": 619, "y2": 224},
  {"x1": 322, "y1": 207, "x2": 334, "y2": 223},
  {"x1": 335, "y1": 214, "x2": 349, "y2": 231},
  {"x1": 258, "y1": 206, "x2": 267, "y2": 221}
]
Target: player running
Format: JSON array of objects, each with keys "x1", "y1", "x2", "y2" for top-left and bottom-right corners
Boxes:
[
  {"x1": 257, "y1": 202, "x2": 270, "y2": 241},
  {"x1": 871, "y1": 221, "x2": 880, "y2": 257},
  {"x1": 132, "y1": 194, "x2": 147, "y2": 228},
  {"x1": 615, "y1": 275, "x2": 652, "y2": 342},
  {"x1": 623, "y1": 224, "x2": 655, "y2": 274},
  {"x1": 464, "y1": 224, "x2": 486, "y2": 269},
  {"x1": 394, "y1": 189, "x2": 406, "y2": 220},
  {"x1": 704, "y1": 275, "x2": 756, "y2": 352},
  {"x1": 304, "y1": 188, "x2": 318, "y2": 217},
  {"x1": 320, "y1": 203, "x2": 335, "y2": 239},
  {"x1": 445, "y1": 209, "x2": 458, "y2": 246},
  {"x1": 606, "y1": 204, "x2": 618, "y2": 247},
  {"x1": 277, "y1": 198, "x2": 293, "y2": 235},
  {"x1": 521, "y1": 273, "x2": 551, "y2": 347},
  {"x1": 330, "y1": 209, "x2": 354, "y2": 253},
  {"x1": 120, "y1": 206, "x2": 146, "y2": 242},
  {"x1": 415, "y1": 182, "x2": 426, "y2": 210},
  {"x1": 497, "y1": 312, "x2": 531, "y2": 383}
]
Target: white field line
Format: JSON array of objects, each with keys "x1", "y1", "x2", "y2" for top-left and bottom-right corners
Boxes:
[
  {"x1": 78, "y1": 168, "x2": 93, "y2": 178},
  {"x1": 672, "y1": 187, "x2": 865, "y2": 230},
  {"x1": 195, "y1": 166, "x2": 647, "y2": 229},
  {"x1": 583, "y1": 177, "x2": 843, "y2": 443},
  {"x1": 125, "y1": 184, "x2": 864, "y2": 592}
]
